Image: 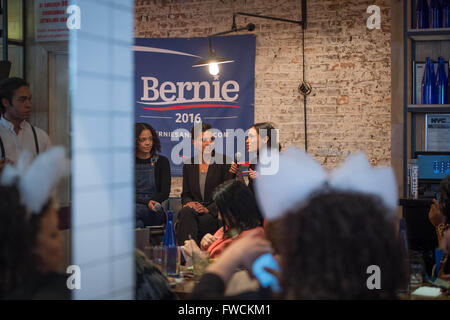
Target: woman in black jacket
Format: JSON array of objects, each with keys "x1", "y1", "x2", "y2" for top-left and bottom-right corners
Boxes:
[{"x1": 135, "y1": 123, "x2": 171, "y2": 227}]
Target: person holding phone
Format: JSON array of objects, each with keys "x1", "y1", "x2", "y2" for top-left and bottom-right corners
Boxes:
[
  {"x1": 183, "y1": 180, "x2": 265, "y2": 259},
  {"x1": 191, "y1": 149, "x2": 406, "y2": 300},
  {"x1": 429, "y1": 176, "x2": 450, "y2": 242}
]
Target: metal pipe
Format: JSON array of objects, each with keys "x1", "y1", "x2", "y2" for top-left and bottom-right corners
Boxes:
[
  {"x1": 209, "y1": 23, "x2": 255, "y2": 38},
  {"x1": 235, "y1": 11, "x2": 303, "y2": 26}
]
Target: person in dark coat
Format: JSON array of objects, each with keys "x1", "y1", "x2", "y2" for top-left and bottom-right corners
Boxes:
[{"x1": 175, "y1": 123, "x2": 232, "y2": 245}]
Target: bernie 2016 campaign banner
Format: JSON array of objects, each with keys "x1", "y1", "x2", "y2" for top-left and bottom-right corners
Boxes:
[{"x1": 134, "y1": 35, "x2": 255, "y2": 175}]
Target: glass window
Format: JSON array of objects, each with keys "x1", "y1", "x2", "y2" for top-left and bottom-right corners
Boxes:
[{"x1": 7, "y1": 0, "x2": 23, "y2": 41}]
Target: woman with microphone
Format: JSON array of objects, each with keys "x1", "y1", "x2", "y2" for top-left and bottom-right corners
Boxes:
[{"x1": 229, "y1": 122, "x2": 280, "y2": 192}]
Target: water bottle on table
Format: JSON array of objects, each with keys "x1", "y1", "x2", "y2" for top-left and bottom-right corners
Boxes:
[{"x1": 163, "y1": 211, "x2": 180, "y2": 276}]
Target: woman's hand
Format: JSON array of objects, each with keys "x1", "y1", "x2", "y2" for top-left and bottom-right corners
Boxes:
[
  {"x1": 184, "y1": 202, "x2": 209, "y2": 214},
  {"x1": 197, "y1": 204, "x2": 209, "y2": 214},
  {"x1": 148, "y1": 200, "x2": 159, "y2": 211},
  {"x1": 200, "y1": 233, "x2": 217, "y2": 250},
  {"x1": 184, "y1": 201, "x2": 201, "y2": 210},
  {"x1": 205, "y1": 230, "x2": 272, "y2": 283},
  {"x1": 229, "y1": 162, "x2": 238, "y2": 174},
  {"x1": 184, "y1": 239, "x2": 201, "y2": 258},
  {"x1": 248, "y1": 168, "x2": 258, "y2": 180},
  {"x1": 429, "y1": 199, "x2": 446, "y2": 227}
]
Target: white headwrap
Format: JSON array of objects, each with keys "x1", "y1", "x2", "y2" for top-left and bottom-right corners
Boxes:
[
  {"x1": 0, "y1": 146, "x2": 69, "y2": 214},
  {"x1": 254, "y1": 147, "x2": 398, "y2": 221}
]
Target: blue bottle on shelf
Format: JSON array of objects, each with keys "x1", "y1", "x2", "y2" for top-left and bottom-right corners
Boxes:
[
  {"x1": 436, "y1": 57, "x2": 448, "y2": 104},
  {"x1": 422, "y1": 57, "x2": 436, "y2": 104},
  {"x1": 162, "y1": 211, "x2": 178, "y2": 276},
  {"x1": 448, "y1": 66, "x2": 450, "y2": 104},
  {"x1": 442, "y1": 0, "x2": 450, "y2": 28},
  {"x1": 416, "y1": 0, "x2": 429, "y2": 28},
  {"x1": 430, "y1": 0, "x2": 442, "y2": 28}
]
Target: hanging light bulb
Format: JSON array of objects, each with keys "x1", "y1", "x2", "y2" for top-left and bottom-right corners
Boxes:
[{"x1": 209, "y1": 62, "x2": 219, "y2": 75}]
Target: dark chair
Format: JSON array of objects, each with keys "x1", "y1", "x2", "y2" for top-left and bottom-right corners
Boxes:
[
  {"x1": 148, "y1": 225, "x2": 165, "y2": 246},
  {"x1": 136, "y1": 227, "x2": 150, "y2": 251}
]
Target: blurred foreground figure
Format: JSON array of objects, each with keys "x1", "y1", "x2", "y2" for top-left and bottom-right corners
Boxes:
[{"x1": 0, "y1": 147, "x2": 70, "y2": 299}]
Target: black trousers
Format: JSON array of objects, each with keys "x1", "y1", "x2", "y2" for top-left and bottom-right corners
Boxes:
[
  {"x1": 136, "y1": 203, "x2": 166, "y2": 228},
  {"x1": 175, "y1": 207, "x2": 221, "y2": 246}
]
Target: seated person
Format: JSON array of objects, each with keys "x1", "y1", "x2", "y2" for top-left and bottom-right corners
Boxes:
[
  {"x1": 135, "y1": 249, "x2": 178, "y2": 300},
  {"x1": 184, "y1": 180, "x2": 265, "y2": 259},
  {"x1": 176, "y1": 123, "x2": 232, "y2": 245},
  {"x1": 191, "y1": 148, "x2": 406, "y2": 299},
  {"x1": 0, "y1": 147, "x2": 70, "y2": 299},
  {"x1": 428, "y1": 175, "x2": 450, "y2": 278},
  {"x1": 135, "y1": 123, "x2": 171, "y2": 228},
  {"x1": 229, "y1": 122, "x2": 280, "y2": 193}
]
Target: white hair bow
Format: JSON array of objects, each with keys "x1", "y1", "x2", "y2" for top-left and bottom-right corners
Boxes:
[
  {"x1": 254, "y1": 148, "x2": 398, "y2": 221},
  {"x1": 0, "y1": 146, "x2": 69, "y2": 214}
]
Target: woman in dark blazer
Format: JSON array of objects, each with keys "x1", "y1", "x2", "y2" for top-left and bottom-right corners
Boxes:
[
  {"x1": 135, "y1": 123, "x2": 171, "y2": 228},
  {"x1": 175, "y1": 123, "x2": 232, "y2": 245}
]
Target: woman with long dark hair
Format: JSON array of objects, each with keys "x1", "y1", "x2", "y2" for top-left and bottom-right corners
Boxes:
[
  {"x1": 230, "y1": 122, "x2": 280, "y2": 193},
  {"x1": 0, "y1": 186, "x2": 69, "y2": 299},
  {"x1": 0, "y1": 147, "x2": 70, "y2": 299},
  {"x1": 190, "y1": 149, "x2": 406, "y2": 300},
  {"x1": 135, "y1": 123, "x2": 171, "y2": 227},
  {"x1": 184, "y1": 180, "x2": 264, "y2": 259}
]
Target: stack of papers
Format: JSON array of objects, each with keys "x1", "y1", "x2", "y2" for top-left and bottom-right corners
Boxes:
[{"x1": 411, "y1": 287, "x2": 442, "y2": 298}]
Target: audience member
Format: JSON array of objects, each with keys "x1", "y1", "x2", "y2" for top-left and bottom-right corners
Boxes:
[
  {"x1": 191, "y1": 148, "x2": 406, "y2": 299},
  {"x1": 428, "y1": 176, "x2": 450, "y2": 278},
  {"x1": 135, "y1": 249, "x2": 178, "y2": 300},
  {"x1": 184, "y1": 180, "x2": 265, "y2": 259},
  {"x1": 0, "y1": 147, "x2": 69, "y2": 299}
]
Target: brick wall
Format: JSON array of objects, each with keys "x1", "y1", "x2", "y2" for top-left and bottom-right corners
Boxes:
[{"x1": 134, "y1": 0, "x2": 392, "y2": 197}]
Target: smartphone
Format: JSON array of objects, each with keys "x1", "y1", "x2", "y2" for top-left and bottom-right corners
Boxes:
[{"x1": 252, "y1": 253, "x2": 281, "y2": 293}]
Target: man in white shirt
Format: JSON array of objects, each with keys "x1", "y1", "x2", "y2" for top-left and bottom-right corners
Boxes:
[{"x1": 0, "y1": 77, "x2": 52, "y2": 168}]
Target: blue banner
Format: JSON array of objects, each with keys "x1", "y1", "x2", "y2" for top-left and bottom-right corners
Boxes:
[{"x1": 134, "y1": 35, "x2": 255, "y2": 175}]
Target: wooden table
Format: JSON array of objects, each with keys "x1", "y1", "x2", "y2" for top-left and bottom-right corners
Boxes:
[
  {"x1": 168, "y1": 267, "x2": 197, "y2": 299},
  {"x1": 169, "y1": 267, "x2": 262, "y2": 300}
]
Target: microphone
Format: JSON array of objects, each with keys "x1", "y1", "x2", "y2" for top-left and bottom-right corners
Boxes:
[
  {"x1": 153, "y1": 202, "x2": 169, "y2": 223},
  {"x1": 235, "y1": 152, "x2": 242, "y2": 164},
  {"x1": 234, "y1": 152, "x2": 244, "y2": 181},
  {"x1": 153, "y1": 202, "x2": 165, "y2": 213}
]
